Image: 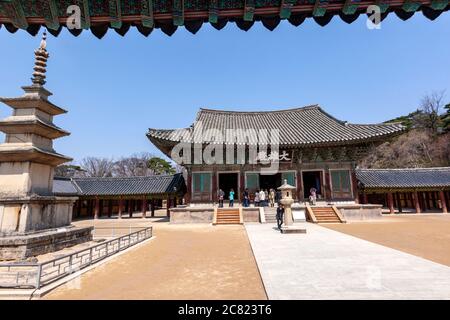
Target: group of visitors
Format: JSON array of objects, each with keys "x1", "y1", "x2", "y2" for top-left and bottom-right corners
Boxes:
[
  {"x1": 253, "y1": 188, "x2": 281, "y2": 207},
  {"x1": 217, "y1": 187, "x2": 284, "y2": 208}
]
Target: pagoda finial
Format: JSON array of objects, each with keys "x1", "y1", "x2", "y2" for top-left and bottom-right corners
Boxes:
[{"x1": 31, "y1": 31, "x2": 49, "y2": 86}]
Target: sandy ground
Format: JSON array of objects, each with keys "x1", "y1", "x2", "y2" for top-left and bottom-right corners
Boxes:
[
  {"x1": 324, "y1": 214, "x2": 450, "y2": 267},
  {"x1": 44, "y1": 216, "x2": 266, "y2": 300}
]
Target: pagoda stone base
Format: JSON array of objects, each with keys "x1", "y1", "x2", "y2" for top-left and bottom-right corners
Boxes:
[
  {"x1": 0, "y1": 196, "x2": 92, "y2": 261},
  {"x1": 0, "y1": 226, "x2": 93, "y2": 261},
  {"x1": 0, "y1": 196, "x2": 77, "y2": 235}
]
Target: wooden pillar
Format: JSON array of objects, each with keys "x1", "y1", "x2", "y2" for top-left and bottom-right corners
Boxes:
[
  {"x1": 413, "y1": 191, "x2": 421, "y2": 214},
  {"x1": 166, "y1": 197, "x2": 171, "y2": 217},
  {"x1": 362, "y1": 193, "x2": 368, "y2": 205},
  {"x1": 185, "y1": 169, "x2": 192, "y2": 204},
  {"x1": 108, "y1": 200, "x2": 113, "y2": 218},
  {"x1": 296, "y1": 170, "x2": 303, "y2": 201},
  {"x1": 439, "y1": 190, "x2": 448, "y2": 213},
  {"x1": 351, "y1": 169, "x2": 359, "y2": 204},
  {"x1": 324, "y1": 170, "x2": 331, "y2": 201},
  {"x1": 239, "y1": 171, "x2": 245, "y2": 204},
  {"x1": 129, "y1": 199, "x2": 133, "y2": 218},
  {"x1": 387, "y1": 192, "x2": 395, "y2": 214},
  {"x1": 77, "y1": 200, "x2": 82, "y2": 218},
  {"x1": 151, "y1": 199, "x2": 155, "y2": 217},
  {"x1": 94, "y1": 197, "x2": 100, "y2": 219},
  {"x1": 118, "y1": 197, "x2": 123, "y2": 219},
  {"x1": 396, "y1": 193, "x2": 402, "y2": 213},
  {"x1": 212, "y1": 171, "x2": 218, "y2": 205},
  {"x1": 142, "y1": 196, "x2": 147, "y2": 218}
]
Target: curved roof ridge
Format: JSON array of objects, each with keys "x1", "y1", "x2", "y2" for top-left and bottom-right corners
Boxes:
[
  {"x1": 73, "y1": 173, "x2": 180, "y2": 181},
  {"x1": 358, "y1": 167, "x2": 450, "y2": 172},
  {"x1": 198, "y1": 104, "x2": 320, "y2": 115}
]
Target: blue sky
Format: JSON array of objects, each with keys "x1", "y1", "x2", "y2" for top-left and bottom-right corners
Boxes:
[{"x1": 0, "y1": 13, "x2": 449, "y2": 163}]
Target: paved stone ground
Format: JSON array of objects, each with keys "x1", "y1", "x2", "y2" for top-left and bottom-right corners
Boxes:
[
  {"x1": 245, "y1": 223, "x2": 450, "y2": 300},
  {"x1": 324, "y1": 214, "x2": 450, "y2": 267},
  {"x1": 45, "y1": 217, "x2": 266, "y2": 300}
]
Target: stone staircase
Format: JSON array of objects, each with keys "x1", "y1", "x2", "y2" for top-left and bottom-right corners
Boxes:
[
  {"x1": 215, "y1": 208, "x2": 241, "y2": 225},
  {"x1": 311, "y1": 206, "x2": 341, "y2": 223},
  {"x1": 264, "y1": 207, "x2": 277, "y2": 223}
]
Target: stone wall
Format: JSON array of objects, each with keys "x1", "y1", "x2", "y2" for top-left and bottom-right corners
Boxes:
[
  {"x1": 170, "y1": 207, "x2": 214, "y2": 223},
  {"x1": 242, "y1": 208, "x2": 260, "y2": 222},
  {"x1": 0, "y1": 226, "x2": 93, "y2": 261},
  {"x1": 337, "y1": 204, "x2": 383, "y2": 221}
]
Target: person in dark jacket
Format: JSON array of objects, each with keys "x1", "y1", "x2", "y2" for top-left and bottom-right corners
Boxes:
[{"x1": 276, "y1": 204, "x2": 284, "y2": 230}]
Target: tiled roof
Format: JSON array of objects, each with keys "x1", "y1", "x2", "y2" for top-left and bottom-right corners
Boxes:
[
  {"x1": 148, "y1": 106, "x2": 404, "y2": 147},
  {"x1": 356, "y1": 168, "x2": 450, "y2": 189},
  {"x1": 0, "y1": 1, "x2": 446, "y2": 39},
  {"x1": 52, "y1": 174, "x2": 185, "y2": 197},
  {"x1": 53, "y1": 178, "x2": 79, "y2": 196}
]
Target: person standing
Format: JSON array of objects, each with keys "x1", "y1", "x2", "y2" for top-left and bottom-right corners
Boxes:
[
  {"x1": 275, "y1": 189, "x2": 282, "y2": 206},
  {"x1": 269, "y1": 189, "x2": 275, "y2": 207},
  {"x1": 218, "y1": 189, "x2": 224, "y2": 208},
  {"x1": 229, "y1": 189, "x2": 235, "y2": 207},
  {"x1": 254, "y1": 190, "x2": 260, "y2": 207},
  {"x1": 276, "y1": 204, "x2": 284, "y2": 230},
  {"x1": 309, "y1": 187, "x2": 317, "y2": 206},
  {"x1": 259, "y1": 189, "x2": 266, "y2": 207},
  {"x1": 243, "y1": 188, "x2": 250, "y2": 208}
]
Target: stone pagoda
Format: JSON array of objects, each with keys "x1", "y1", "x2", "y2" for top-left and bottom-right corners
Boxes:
[{"x1": 0, "y1": 32, "x2": 92, "y2": 260}]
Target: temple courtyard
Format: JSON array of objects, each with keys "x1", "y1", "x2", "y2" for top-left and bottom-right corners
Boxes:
[{"x1": 36, "y1": 213, "x2": 450, "y2": 300}]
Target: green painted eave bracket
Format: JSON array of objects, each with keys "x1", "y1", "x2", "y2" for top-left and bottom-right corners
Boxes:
[
  {"x1": 402, "y1": 1, "x2": 422, "y2": 12},
  {"x1": 81, "y1": 0, "x2": 91, "y2": 29},
  {"x1": 313, "y1": 0, "x2": 328, "y2": 17},
  {"x1": 208, "y1": 0, "x2": 219, "y2": 23},
  {"x1": 10, "y1": 0, "x2": 28, "y2": 29},
  {"x1": 109, "y1": 0, "x2": 122, "y2": 29},
  {"x1": 431, "y1": 0, "x2": 449, "y2": 10},
  {"x1": 173, "y1": 0, "x2": 184, "y2": 26},
  {"x1": 376, "y1": 1, "x2": 390, "y2": 13},
  {"x1": 141, "y1": 0, "x2": 154, "y2": 28},
  {"x1": 244, "y1": 0, "x2": 255, "y2": 21},
  {"x1": 44, "y1": 0, "x2": 60, "y2": 30},
  {"x1": 280, "y1": 0, "x2": 296, "y2": 19},
  {"x1": 342, "y1": 0, "x2": 360, "y2": 15}
]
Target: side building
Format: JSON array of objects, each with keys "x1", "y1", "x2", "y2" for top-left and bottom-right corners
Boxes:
[
  {"x1": 53, "y1": 174, "x2": 186, "y2": 219},
  {"x1": 147, "y1": 106, "x2": 404, "y2": 205}
]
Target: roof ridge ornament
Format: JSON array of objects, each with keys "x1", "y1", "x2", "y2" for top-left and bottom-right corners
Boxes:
[{"x1": 31, "y1": 31, "x2": 49, "y2": 87}]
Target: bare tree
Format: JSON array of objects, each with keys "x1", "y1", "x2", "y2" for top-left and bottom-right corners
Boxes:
[
  {"x1": 79, "y1": 157, "x2": 115, "y2": 177},
  {"x1": 417, "y1": 91, "x2": 446, "y2": 133},
  {"x1": 113, "y1": 152, "x2": 154, "y2": 177}
]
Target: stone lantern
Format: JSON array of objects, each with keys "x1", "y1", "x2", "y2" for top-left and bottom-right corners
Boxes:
[{"x1": 277, "y1": 179, "x2": 306, "y2": 234}]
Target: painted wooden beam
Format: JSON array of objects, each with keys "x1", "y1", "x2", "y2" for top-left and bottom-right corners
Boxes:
[
  {"x1": 431, "y1": 0, "x2": 449, "y2": 10},
  {"x1": 141, "y1": 0, "x2": 154, "y2": 28},
  {"x1": 43, "y1": 0, "x2": 60, "y2": 30},
  {"x1": 81, "y1": 0, "x2": 91, "y2": 29},
  {"x1": 402, "y1": 0, "x2": 422, "y2": 12},
  {"x1": 313, "y1": 0, "x2": 328, "y2": 17},
  {"x1": 376, "y1": 0, "x2": 390, "y2": 13},
  {"x1": 244, "y1": 0, "x2": 255, "y2": 21},
  {"x1": 109, "y1": 0, "x2": 122, "y2": 29},
  {"x1": 208, "y1": 0, "x2": 219, "y2": 23},
  {"x1": 173, "y1": 0, "x2": 184, "y2": 26},
  {"x1": 10, "y1": 0, "x2": 28, "y2": 29},
  {"x1": 279, "y1": 0, "x2": 296, "y2": 19},
  {"x1": 342, "y1": 0, "x2": 360, "y2": 15}
]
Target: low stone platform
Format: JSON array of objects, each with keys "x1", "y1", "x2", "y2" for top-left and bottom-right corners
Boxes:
[{"x1": 0, "y1": 226, "x2": 93, "y2": 261}]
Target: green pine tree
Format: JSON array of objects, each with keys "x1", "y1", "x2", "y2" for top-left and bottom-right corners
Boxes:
[{"x1": 442, "y1": 103, "x2": 450, "y2": 132}]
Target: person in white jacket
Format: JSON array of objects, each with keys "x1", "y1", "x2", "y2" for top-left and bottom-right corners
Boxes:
[{"x1": 259, "y1": 189, "x2": 266, "y2": 207}]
